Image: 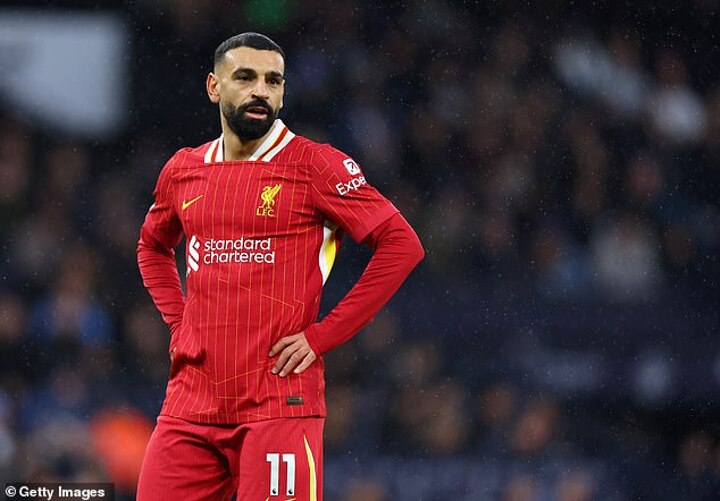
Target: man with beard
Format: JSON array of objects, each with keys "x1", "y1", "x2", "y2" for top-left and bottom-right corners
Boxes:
[{"x1": 136, "y1": 33, "x2": 424, "y2": 501}]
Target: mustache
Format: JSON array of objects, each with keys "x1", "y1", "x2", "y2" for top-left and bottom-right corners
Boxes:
[{"x1": 238, "y1": 98, "x2": 273, "y2": 115}]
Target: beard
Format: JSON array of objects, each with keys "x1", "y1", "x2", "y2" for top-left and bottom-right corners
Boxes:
[{"x1": 222, "y1": 98, "x2": 278, "y2": 140}]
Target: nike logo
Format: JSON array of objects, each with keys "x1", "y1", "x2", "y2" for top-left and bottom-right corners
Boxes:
[{"x1": 181, "y1": 195, "x2": 204, "y2": 210}]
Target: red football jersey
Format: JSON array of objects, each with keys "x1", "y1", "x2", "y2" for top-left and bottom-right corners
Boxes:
[{"x1": 140, "y1": 120, "x2": 399, "y2": 424}]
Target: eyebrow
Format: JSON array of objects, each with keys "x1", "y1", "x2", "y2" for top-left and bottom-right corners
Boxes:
[{"x1": 231, "y1": 68, "x2": 285, "y2": 80}]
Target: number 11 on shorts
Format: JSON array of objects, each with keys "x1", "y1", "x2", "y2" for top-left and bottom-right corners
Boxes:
[{"x1": 266, "y1": 452, "x2": 296, "y2": 496}]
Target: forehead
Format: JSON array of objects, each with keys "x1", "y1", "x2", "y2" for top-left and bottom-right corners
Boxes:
[{"x1": 217, "y1": 47, "x2": 285, "y2": 74}]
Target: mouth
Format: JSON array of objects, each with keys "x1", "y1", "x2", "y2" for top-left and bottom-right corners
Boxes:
[{"x1": 244, "y1": 105, "x2": 270, "y2": 120}]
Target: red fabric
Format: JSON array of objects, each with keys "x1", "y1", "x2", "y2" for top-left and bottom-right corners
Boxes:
[
  {"x1": 136, "y1": 132, "x2": 420, "y2": 425},
  {"x1": 304, "y1": 212, "x2": 424, "y2": 355},
  {"x1": 137, "y1": 157, "x2": 185, "y2": 337},
  {"x1": 136, "y1": 415, "x2": 324, "y2": 501},
  {"x1": 137, "y1": 229, "x2": 184, "y2": 338}
]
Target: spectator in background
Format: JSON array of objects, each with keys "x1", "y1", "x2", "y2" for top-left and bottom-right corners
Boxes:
[
  {"x1": 648, "y1": 49, "x2": 707, "y2": 147},
  {"x1": 341, "y1": 478, "x2": 388, "y2": 501},
  {"x1": 29, "y1": 244, "x2": 113, "y2": 347},
  {"x1": 0, "y1": 118, "x2": 32, "y2": 239},
  {"x1": 554, "y1": 470, "x2": 595, "y2": 501},
  {"x1": 502, "y1": 474, "x2": 539, "y2": 501},
  {"x1": 590, "y1": 212, "x2": 662, "y2": 302},
  {"x1": 475, "y1": 381, "x2": 519, "y2": 454}
]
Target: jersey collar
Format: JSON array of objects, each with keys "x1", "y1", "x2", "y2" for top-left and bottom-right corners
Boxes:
[{"x1": 204, "y1": 119, "x2": 295, "y2": 164}]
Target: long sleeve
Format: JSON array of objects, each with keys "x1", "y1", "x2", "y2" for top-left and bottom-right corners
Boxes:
[
  {"x1": 137, "y1": 228, "x2": 185, "y2": 335},
  {"x1": 136, "y1": 159, "x2": 185, "y2": 336},
  {"x1": 304, "y1": 212, "x2": 424, "y2": 355}
]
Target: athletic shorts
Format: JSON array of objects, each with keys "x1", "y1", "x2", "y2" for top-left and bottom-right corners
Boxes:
[{"x1": 136, "y1": 415, "x2": 324, "y2": 501}]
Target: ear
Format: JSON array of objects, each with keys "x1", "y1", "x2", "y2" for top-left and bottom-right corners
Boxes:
[{"x1": 206, "y1": 72, "x2": 220, "y2": 104}]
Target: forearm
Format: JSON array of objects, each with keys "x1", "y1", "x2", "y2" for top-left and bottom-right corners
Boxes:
[
  {"x1": 137, "y1": 227, "x2": 185, "y2": 334},
  {"x1": 304, "y1": 213, "x2": 424, "y2": 355}
]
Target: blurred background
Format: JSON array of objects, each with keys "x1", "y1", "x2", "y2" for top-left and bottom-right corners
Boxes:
[{"x1": 0, "y1": 0, "x2": 718, "y2": 499}]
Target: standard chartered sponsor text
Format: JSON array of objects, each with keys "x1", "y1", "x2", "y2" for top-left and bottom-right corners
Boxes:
[{"x1": 203, "y1": 237, "x2": 275, "y2": 264}]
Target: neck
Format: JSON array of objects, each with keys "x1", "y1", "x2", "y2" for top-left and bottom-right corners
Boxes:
[{"x1": 222, "y1": 132, "x2": 265, "y2": 161}]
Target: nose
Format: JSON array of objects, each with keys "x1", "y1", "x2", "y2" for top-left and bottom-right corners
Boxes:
[{"x1": 251, "y1": 79, "x2": 270, "y2": 100}]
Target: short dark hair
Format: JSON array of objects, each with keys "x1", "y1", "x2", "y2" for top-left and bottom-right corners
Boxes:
[{"x1": 213, "y1": 32, "x2": 285, "y2": 68}]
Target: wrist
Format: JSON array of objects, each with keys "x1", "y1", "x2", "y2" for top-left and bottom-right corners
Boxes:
[{"x1": 303, "y1": 323, "x2": 325, "y2": 356}]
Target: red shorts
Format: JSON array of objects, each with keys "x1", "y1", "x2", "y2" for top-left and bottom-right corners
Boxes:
[{"x1": 136, "y1": 415, "x2": 324, "y2": 501}]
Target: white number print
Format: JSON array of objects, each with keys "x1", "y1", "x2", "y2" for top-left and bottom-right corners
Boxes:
[{"x1": 266, "y1": 452, "x2": 296, "y2": 497}]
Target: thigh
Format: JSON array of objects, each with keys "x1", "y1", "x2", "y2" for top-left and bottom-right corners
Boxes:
[
  {"x1": 235, "y1": 417, "x2": 324, "y2": 501},
  {"x1": 137, "y1": 416, "x2": 235, "y2": 501}
]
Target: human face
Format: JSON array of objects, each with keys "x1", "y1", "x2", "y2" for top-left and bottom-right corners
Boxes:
[{"x1": 207, "y1": 47, "x2": 285, "y2": 140}]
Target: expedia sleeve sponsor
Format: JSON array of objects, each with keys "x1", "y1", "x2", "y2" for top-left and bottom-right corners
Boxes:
[
  {"x1": 335, "y1": 175, "x2": 367, "y2": 196},
  {"x1": 334, "y1": 157, "x2": 368, "y2": 196},
  {"x1": 311, "y1": 144, "x2": 399, "y2": 244}
]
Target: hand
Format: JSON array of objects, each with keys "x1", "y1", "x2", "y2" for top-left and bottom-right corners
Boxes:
[{"x1": 269, "y1": 332, "x2": 317, "y2": 377}]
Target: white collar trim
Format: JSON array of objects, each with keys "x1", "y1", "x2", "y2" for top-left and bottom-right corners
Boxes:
[{"x1": 204, "y1": 120, "x2": 295, "y2": 164}]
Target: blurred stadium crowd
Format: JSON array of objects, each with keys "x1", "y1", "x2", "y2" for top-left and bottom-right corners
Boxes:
[{"x1": 1, "y1": 1, "x2": 718, "y2": 499}]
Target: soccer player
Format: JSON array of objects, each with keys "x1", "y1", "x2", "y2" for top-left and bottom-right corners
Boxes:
[{"x1": 135, "y1": 33, "x2": 424, "y2": 500}]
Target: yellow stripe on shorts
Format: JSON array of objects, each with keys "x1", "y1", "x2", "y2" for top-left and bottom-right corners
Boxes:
[{"x1": 303, "y1": 435, "x2": 317, "y2": 501}]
